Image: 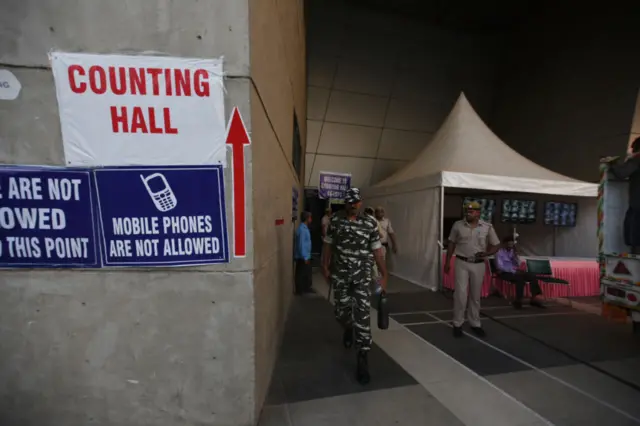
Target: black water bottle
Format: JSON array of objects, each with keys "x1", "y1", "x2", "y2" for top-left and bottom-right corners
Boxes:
[{"x1": 377, "y1": 290, "x2": 389, "y2": 330}]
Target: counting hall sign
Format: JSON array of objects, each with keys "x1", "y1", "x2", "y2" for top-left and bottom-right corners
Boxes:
[
  {"x1": 50, "y1": 52, "x2": 227, "y2": 167},
  {"x1": 9, "y1": 52, "x2": 235, "y2": 270}
]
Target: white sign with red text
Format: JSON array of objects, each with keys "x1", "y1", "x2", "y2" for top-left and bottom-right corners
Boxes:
[{"x1": 50, "y1": 52, "x2": 226, "y2": 167}]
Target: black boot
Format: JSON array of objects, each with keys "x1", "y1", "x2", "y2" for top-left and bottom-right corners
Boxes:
[
  {"x1": 343, "y1": 327, "x2": 353, "y2": 349},
  {"x1": 356, "y1": 350, "x2": 370, "y2": 385}
]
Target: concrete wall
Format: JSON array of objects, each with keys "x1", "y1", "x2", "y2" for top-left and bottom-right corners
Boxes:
[
  {"x1": 249, "y1": 0, "x2": 306, "y2": 418},
  {"x1": 306, "y1": 3, "x2": 640, "y2": 187},
  {"x1": 490, "y1": 8, "x2": 640, "y2": 182},
  {"x1": 0, "y1": 1, "x2": 261, "y2": 425},
  {"x1": 305, "y1": 0, "x2": 502, "y2": 188}
]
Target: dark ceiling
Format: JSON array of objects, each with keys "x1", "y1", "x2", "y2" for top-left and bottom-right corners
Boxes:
[
  {"x1": 346, "y1": 1, "x2": 640, "y2": 33},
  {"x1": 346, "y1": 0, "x2": 541, "y2": 33}
]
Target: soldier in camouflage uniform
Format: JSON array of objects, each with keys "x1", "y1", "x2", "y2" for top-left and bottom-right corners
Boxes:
[{"x1": 322, "y1": 188, "x2": 388, "y2": 384}]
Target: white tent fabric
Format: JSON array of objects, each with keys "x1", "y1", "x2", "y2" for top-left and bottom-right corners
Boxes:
[
  {"x1": 381, "y1": 189, "x2": 441, "y2": 288},
  {"x1": 365, "y1": 93, "x2": 598, "y2": 290},
  {"x1": 367, "y1": 93, "x2": 597, "y2": 198}
]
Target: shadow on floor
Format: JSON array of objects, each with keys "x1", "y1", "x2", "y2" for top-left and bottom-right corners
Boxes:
[{"x1": 264, "y1": 295, "x2": 417, "y2": 406}]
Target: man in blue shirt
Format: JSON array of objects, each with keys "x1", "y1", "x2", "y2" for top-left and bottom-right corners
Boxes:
[
  {"x1": 295, "y1": 211, "x2": 313, "y2": 294},
  {"x1": 495, "y1": 235, "x2": 545, "y2": 309}
]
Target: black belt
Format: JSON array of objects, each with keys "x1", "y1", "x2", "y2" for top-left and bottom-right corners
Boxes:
[{"x1": 456, "y1": 255, "x2": 484, "y2": 264}]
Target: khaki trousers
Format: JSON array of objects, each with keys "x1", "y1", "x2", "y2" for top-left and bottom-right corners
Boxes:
[{"x1": 453, "y1": 259, "x2": 485, "y2": 328}]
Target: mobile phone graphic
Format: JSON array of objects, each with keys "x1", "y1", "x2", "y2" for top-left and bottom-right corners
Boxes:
[{"x1": 140, "y1": 173, "x2": 178, "y2": 212}]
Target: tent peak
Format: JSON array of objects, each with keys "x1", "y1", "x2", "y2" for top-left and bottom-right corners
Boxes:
[{"x1": 372, "y1": 93, "x2": 588, "y2": 190}]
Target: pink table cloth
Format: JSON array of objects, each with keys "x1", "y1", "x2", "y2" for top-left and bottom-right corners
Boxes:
[{"x1": 441, "y1": 255, "x2": 600, "y2": 299}]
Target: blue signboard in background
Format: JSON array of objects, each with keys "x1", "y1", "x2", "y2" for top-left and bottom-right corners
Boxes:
[
  {"x1": 318, "y1": 171, "x2": 351, "y2": 200},
  {"x1": 0, "y1": 166, "x2": 99, "y2": 268},
  {"x1": 94, "y1": 166, "x2": 229, "y2": 267}
]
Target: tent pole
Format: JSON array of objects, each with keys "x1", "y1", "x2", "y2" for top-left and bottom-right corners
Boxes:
[{"x1": 438, "y1": 185, "x2": 445, "y2": 292}]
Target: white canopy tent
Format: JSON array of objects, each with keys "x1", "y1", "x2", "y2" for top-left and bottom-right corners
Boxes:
[{"x1": 365, "y1": 93, "x2": 598, "y2": 290}]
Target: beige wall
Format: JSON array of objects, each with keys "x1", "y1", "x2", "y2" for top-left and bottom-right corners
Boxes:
[
  {"x1": 305, "y1": 0, "x2": 502, "y2": 188},
  {"x1": 249, "y1": 0, "x2": 306, "y2": 419}
]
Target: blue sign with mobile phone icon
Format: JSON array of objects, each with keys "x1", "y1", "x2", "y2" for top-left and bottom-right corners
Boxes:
[
  {"x1": 0, "y1": 165, "x2": 100, "y2": 268},
  {"x1": 93, "y1": 165, "x2": 229, "y2": 266}
]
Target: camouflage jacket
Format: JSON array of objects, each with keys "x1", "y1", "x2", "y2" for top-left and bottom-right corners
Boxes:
[{"x1": 323, "y1": 210, "x2": 382, "y2": 265}]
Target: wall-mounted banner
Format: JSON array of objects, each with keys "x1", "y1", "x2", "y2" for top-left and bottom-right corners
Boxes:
[
  {"x1": 0, "y1": 69, "x2": 22, "y2": 101},
  {"x1": 318, "y1": 171, "x2": 351, "y2": 200},
  {"x1": 50, "y1": 52, "x2": 226, "y2": 167},
  {"x1": 0, "y1": 166, "x2": 99, "y2": 268},
  {"x1": 94, "y1": 166, "x2": 229, "y2": 267}
]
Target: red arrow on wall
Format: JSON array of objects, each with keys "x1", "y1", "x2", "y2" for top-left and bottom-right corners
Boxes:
[{"x1": 226, "y1": 107, "x2": 251, "y2": 258}]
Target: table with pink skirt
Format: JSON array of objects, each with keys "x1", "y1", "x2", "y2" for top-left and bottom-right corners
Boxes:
[{"x1": 441, "y1": 254, "x2": 600, "y2": 299}]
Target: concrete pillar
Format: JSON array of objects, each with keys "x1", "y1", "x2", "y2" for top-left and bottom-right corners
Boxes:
[{"x1": 0, "y1": 1, "x2": 285, "y2": 425}]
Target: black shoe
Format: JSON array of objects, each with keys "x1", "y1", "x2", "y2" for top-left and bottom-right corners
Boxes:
[
  {"x1": 356, "y1": 351, "x2": 370, "y2": 385},
  {"x1": 470, "y1": 327, "x2": 486, "y2": 338},
  {"x1": 453, "y1": 326, "x2": 463, "y2": 338},
  {"x1": 343, "y1": 327, "x2": 353, "y2": 349},
  {"x1": 512, "y1": 300, "x2": 523, "y2": 310},
  {"x1": 530, "y1": 300, "x2": 547, "y2": 309}
]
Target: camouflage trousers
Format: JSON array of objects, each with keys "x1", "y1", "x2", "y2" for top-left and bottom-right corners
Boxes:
[{"x1": 333, "y1": 264, "x2": 373, "y2": 352}]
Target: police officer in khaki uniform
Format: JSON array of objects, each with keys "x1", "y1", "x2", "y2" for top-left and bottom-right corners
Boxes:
[{"x1": 444, "y1": 201, "x2": 500, "y2": 338}]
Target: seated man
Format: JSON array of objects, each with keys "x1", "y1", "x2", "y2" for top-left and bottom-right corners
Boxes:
[{"x1": 495, "y1": 236, "x2": 546, "y2": 309}]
